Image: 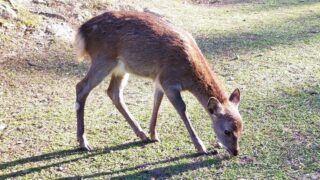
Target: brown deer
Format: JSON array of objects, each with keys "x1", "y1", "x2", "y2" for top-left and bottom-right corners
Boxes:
[{"x1": 74, "y1": 11, "x2": 243, "y2": 156}]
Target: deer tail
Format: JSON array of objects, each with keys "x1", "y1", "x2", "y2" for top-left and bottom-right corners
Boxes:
[{"x1": 74, "y1": 29, "x2": 89, "y2": 62}]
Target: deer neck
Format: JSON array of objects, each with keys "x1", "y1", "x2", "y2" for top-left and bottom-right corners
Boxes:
[{"x1": 188, "y1": 67, "x2": 229, "y2": 109}]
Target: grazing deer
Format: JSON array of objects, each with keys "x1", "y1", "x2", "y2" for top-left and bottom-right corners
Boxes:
[{"x1": 74, "y1": 11, "x2": 243, "y2": 156}]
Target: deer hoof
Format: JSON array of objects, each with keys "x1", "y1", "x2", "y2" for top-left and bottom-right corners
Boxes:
[
  {"x1": 151, "y1": 137, "x2": 160, "y2": 142},
  {"x1": 150, "y1": 133, "x2": 160, "y2": 142},
  {"x1": 196, "y1": 147, "x2": 208, "y2": 155},
  {"x1": 137, "y1": 131, "x2": 151, "y2": 142},
  {"x1": 79, "y1": 135, "x2": 93, "y2": 151},
  {"x1": 80, "y1": 144, "x2": 93, "y2": 151}
]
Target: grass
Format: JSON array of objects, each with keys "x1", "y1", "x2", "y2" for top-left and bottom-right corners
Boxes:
[
  {"x1": 0, "y1": 0, "x2": 319, "y2": 179},
  {"x1": 17, "y1": 8, "x2": 42, "y2": 28}
]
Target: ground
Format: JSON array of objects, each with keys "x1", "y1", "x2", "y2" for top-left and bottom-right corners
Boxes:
[{"x1": 0, "y1": 0, "x2": 319, "y2": 179}]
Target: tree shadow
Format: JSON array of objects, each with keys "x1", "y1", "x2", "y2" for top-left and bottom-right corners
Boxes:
[
  {"x1": 196, "y1": 13, "x2": 320, "y2": 59},
  {"x1": 0, "y1": 141, "x2": 148, "y2": 179},
  {"x1": 2, "y1": 2, "x2": 319, "y2": 78}
]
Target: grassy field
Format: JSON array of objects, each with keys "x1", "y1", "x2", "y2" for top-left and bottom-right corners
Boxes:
[{"x1": 0, "y1": 0, "x2": 319, "y2": 179}]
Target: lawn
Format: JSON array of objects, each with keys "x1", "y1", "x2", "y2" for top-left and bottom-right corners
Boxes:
[{"x1": 0, "y1": 0, "x2": 319, "y2": 179}]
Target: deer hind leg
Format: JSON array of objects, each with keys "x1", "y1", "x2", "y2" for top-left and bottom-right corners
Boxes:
[
  {"x1": 162, "y1": 83, "x2": 207, "y2": 154},
  {"x1": 76, "y1": 57, "x2": 117, "y2": 151},
  {"x1": 107, "y1": 74, "x2": 149, "y2": 141},
  {"x1": 149, "y1": 87, "x2": 164, "y2": 142}
]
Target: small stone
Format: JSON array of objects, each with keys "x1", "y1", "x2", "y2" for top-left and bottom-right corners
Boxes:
[
  {"x1": 118, "y1": 5, "x2": 142, "y2": 11},
  {"x1": 311, "y1": 173, "x2": 320, "y2": 180},
  {"x1": 32, "y1": 0, "x2": 47, "y2": 5},
  {"x1": 230, "y1": 55, "x2": 239, "y2": 60},
  {"x1": 143, "y1": 8, "x2": 164, "y2": 18},
  {"x1": 227, "y1": 76, "x2": 234, "y2": 81},
  {"x1": 306, "y1": 90, "x2": 318, "y2": 95},
  {"x1": 57, "y1": 166, "x2": 64, "y2": 171},
  {"x1": 0, "y1": 124, "x2": 6, "y2": 131},
  {"x1": 255, "y1": 53, "x2": 264, "y2": 57},
  {"x1": 308, "y1": 29, "x2": 320, "y2": 34}
]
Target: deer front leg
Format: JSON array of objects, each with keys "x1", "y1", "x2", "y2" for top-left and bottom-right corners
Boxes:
[
  {"x1": 149, "y1": 88, "x2": 164, "y2": 142},
  {"x1": 163, "y1": 85, "x2": 207, "y2": 154}
]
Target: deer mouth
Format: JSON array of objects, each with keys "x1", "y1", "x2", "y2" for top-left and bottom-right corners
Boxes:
[
  {"x1": 215, "y1": 141, "x2": 239, "y2": 156},
  {"x1": 226, "y1": 148, "x2": 238, "y2": 156}
]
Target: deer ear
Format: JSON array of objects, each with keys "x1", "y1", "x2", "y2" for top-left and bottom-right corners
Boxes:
[
  {"x1": 207, "y1": 97, "x2": 223, "y2": 115},
  {"x1": 229, "y1": 88, "x2": 241, "y2": 106}
]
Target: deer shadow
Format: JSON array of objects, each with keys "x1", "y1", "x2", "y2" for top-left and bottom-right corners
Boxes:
[
  {"x1": 0, "y1": 141, "x2": 148, "y2": 179},
  {"x1": 0, "y1": 140, "x2": 224, "y2": 179},
  {"x1": 60, "y1": 153, "x2": 223, "y2": 179}
]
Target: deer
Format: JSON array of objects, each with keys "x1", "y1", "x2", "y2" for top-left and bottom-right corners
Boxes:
[{"x1": 74, "y1": 11, "x2": 243, "y2": 156}]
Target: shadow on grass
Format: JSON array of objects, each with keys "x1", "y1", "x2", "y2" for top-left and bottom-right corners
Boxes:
[
  {"x1": 111, "y1": 158, "x2": 221, "y2": 179},
  {"x1": 2, "y1": 3, "x2": 319, "y2": 78},
  {"x1": 196, "y1": 13, "x2": 320, "y2": 58},
  {"x1": 0, "y1": 141, "x2": 148, "y2": 178},
  {"x1": 1, "y1": 52, "x2": 89, "y2": 79},
  {"x1": 0, "y1": 139, "x2": 222, "y2": 179},
  {"x1": 35, "y1": 11, "x2": 320, "y2": 77},
  {"x1": 61, "y1": 154, "x2": 222, "y2": 179}
]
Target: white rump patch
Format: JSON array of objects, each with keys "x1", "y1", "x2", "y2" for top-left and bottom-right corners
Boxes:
[
  {"x1": 73, "y1": 31, "x2": 88, "y2": 61},
  {"x1": 112, "y1": 60, "x2": 127, "y2": 76}
]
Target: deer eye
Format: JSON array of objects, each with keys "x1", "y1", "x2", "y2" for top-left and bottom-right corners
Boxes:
[{"x1": 224, "y1": 130, "x2": 231, "y2": 136}]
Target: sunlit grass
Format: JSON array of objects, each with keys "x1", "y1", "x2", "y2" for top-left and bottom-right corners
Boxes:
[{"x1": 0, "y1": 0, "x2": 319, "y2": 179}]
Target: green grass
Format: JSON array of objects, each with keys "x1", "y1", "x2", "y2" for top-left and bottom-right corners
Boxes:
[
  {"x1": 0, "y1": 0, "x2": 319, "y2": 179},
  {"x1": 16, "y1": 5, "x2": 43, "y2": 28}
]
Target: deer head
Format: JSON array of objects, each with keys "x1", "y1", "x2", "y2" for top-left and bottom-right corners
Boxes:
[{"x1": 208, "y1": 88, "x2": 243, "y2": 156}]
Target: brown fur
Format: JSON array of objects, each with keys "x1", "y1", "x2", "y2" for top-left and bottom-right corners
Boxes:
[
  {"x1": 77, "y1": 11, "x2": 227, "y2": 106},
  {"x1": 75, "y1": 11, "x2": 243, "y2": 155}
]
